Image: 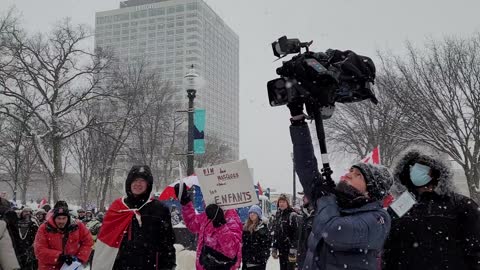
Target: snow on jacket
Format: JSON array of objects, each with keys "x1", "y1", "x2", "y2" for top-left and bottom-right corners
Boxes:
[
  {"x1": 271, "y1": 207, "x2": 298, "y2": 252},
  {"x1": 291, "y1": 124, "x2": 391, "y2": 270},
  {"x1": 34, "y1": 215, "x2": 93, "y2": 270},
  {"x1": 382, "y1": 150, "x2": 480, "y2": 270},
  {"x1": 242, "y1": 220, "x2": 271, "y2": 267},
  {"x1": 0, "y1": 220, "x2": 20, "y2": 270},
  {"x1": 182, "y1": 201, "x2": 242, "y2": 270}
]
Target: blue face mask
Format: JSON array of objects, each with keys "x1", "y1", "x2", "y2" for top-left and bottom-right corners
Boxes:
[{"x1": 409, "y1": 163, "x2": 432, "y2": 187}]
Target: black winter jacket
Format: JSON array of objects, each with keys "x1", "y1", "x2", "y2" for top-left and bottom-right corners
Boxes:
[
  {"x1": 383, "y1": 150, "x2": 480, "y2": 270},
  {"x1": 296, "y1": 206, "x2": 315, "y2": 269},
  {"x1": 242, "y1": 221, "x2": 271, "y2": 267},
  {"x1": 271, "y1": 208, "x2": 298, "y2": 252},
  {"x1": 113, "y1": 199, "x2": 176, "y2": 270}
]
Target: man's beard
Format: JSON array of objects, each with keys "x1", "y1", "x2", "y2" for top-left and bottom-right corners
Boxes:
[{"x1": 334, "y1": 181, "x2": 371, "y2": 209}]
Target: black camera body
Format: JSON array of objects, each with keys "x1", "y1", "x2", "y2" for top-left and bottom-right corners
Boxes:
[{"x1": 267, "y1": 36, "x2": 378, "y2": 117}]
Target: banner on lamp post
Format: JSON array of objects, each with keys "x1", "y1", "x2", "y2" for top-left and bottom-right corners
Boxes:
[{"x1": 194, "y1": 109, "x2": 205, "y2": 154}]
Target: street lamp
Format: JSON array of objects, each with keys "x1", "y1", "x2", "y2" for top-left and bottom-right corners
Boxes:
[{"x1": 183, "y1": 65, "x2": 204, "y2": 176}]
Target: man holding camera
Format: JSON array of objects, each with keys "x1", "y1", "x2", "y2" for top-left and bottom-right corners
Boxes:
[{"x1": 287, "y1": 101, "x2": 393, "y2": 270}]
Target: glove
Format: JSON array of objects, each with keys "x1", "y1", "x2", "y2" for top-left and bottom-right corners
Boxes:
[
  {"x1": 59, "y1": 254, "x2": 75, "y2": 265},
  {"x1": 288, "y1": 248, "x2": 297, "y2": 263},
  {"x1": 174, "y1": 183, "x2": 191, "y2": 205},
  {"x1": 287, "y1": 99, "x2": 304, "y2": 118},
  {"x1": 271, "y1": 248, "x2": 279, "y2": 259}
]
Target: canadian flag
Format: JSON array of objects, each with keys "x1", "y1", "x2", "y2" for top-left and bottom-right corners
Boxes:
[
  {"x1": 340, "y1": 146, "x2": 381, "y2": 180},
  {"x1": 360, "y1": 146, "x2": 381, "y2": 165},
  {"x1": 38, "y1": 198, "x2": 48, "y2": 208}
]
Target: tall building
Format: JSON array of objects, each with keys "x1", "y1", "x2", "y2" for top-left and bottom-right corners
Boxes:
[{"x1": 94, "y1": 0, "x2": 240, "y2": 166}]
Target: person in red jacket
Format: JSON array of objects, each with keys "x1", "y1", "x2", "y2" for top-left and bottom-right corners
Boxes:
[{"x1": 34, "y1": 204, "x2": 93, "y2": 270}]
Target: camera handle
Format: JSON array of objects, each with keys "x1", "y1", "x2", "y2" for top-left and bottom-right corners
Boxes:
[{"x1": 312, "y1": 106, "x2": 334, "y2": 184}]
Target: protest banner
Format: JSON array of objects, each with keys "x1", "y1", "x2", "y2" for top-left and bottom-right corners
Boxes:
[{"x1": 195, "y1": 159, "x2": 259, "y2": 210}]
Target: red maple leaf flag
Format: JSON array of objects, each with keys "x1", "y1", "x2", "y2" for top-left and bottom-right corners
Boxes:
[
  {"x1": 361, "y1": 146, "x2": 381, "y2": 165},
  {"x1": 257, "y1": 181, "x2": 263, "y2": 195},
  {"x1": 340, "y1": 146, "x2": 381, "y2": 181}
]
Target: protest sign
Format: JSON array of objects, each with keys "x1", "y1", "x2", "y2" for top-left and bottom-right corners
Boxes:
[{"x1": 195, "y1": 159, "x2": 259, "y2": 210}]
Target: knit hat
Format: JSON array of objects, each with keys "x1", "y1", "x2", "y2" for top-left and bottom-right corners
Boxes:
[
  {"x1": 248, "y1": 205, "x2": 262, "y2": 219},
  {"x1": 205, "y1": 204, "x2": 226, "y2": 228},
  {"x1": 35, "y1": 209, "x2": 47, "y2": 215},
  {"x1": 351, "y1": 163, "x2": 393, "y2": 201},
  {"x1": 53, "y1": 207, "x2": 69, "y2": 219},
  {"x1": 277, "y1": 193, "x2": 290, "y2": 207}
]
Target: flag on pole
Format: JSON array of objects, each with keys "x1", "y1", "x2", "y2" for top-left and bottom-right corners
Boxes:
[
  {"x1": 360, "y1": 146, "x2": 381, "y2": 164},
  {"x1": 340, "y1": 146, "x2": 381, "y2": 181},
  {"x1": 194, "y1": 109, "x2": 205, "y2": 154},
  {"x1": 257, "y1": 182, "x2": 264, "y2": 196}
]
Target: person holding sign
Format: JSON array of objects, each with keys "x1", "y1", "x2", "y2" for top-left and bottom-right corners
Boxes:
[
  {"x1": 175, "y1": 183, "x2": 242, "y2": 270},
  {"x1": 288, "y1": 101, "x2": 393, "y2": 270},
  {"x1": 382, "y1": 150, "x2": 480, "y2": 270}
]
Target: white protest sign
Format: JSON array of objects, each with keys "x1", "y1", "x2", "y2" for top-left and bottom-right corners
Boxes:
[{"x1": 195, "y1": 159, "x2": 259, "y2": 210}]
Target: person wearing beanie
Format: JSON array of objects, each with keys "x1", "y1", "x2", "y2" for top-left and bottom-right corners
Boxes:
[
  {"x1": 92, "y1": 165, "x2": 176, "y2": 270},
  {"x1": 242, "y1": 205, "x2": 271, "y2": 270},
  {"x1": 14, "y1": 207, "x2": 38, "y2": 269},
  {"x1": 382, "y1": 150, "x2": 480, "y2": 270},
  {"x1": 296, "y1": 194, "x2": 315, "y2": 269},
  {"x1": 271, "y1": 194, "x2": 298, "y2": 270},
  {"x1": 174, "y1": 183, "x2": 242, "y2": 270},
  {"x1": 34, "y1": 205, "x2": 93, "y2": 270},
  {"x1": 287, "y1": 100, "x2": 393, "y2": 270},
  {"x1": 34, "y1": 209, "x2": 47, "y2": 225}
]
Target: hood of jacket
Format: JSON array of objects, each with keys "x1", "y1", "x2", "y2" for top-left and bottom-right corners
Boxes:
[
  {"x1": 125, "y1": 165, "x2": 154, "y2": 205},
  {"x1": 391, "y1": 149, "x2": 455, "y2": 195}
]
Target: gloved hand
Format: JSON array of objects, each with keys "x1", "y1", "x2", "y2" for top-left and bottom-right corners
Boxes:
[
  {"x1": 174, "y1": 183, "x2": 191, "y2": 205},
  {"x1": 288, "y1": 248, "x2": 297, "y2": 263},
  {"x1": 287, "y1": 99, "x2": 305, "y2": 118},
  {"x1": 59, "y1": 254, "x2": 75, "y2": 265},
  {"x1": 271, "y1": 248, "x2": 279, "y2": 259}
]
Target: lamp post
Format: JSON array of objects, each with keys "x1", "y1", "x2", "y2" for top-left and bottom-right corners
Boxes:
[{"x1": 183, "y1": 65, "x2": 203, "y2": 176}]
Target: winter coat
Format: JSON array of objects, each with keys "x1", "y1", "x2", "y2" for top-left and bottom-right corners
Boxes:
[
  {"x1": 271, "y1": 207, "x2": 298, "y2": 253},
  {"x1": 291, "y1": 124, "x2": 391, "y2": 270},
  {"x1": 15, "y1": 219, "x2": 38, "y2": 269},
  {"x1": 112, "y1": 199, "x2": 176, "y2": 270},
  {"x1": 34, "y1": 215, "x2": 93, "y2": 270},
  {"x1": 382, "y1": 150, "x2": 480, "y2": 270},
  {"x1": 296, "y1": 206, "x2": 315, "y2": 269},
  {"x1": 182, "y1": 201, "x2": 242, "y2": 270},
  {"x1": 0, "y1": 220, "x2": 20, "y2": 270},
  {"x1": 242, "y1": 221, "x2": 271, "y2": 267}
]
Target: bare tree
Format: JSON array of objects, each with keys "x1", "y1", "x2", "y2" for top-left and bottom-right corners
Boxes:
[
  {"x1": 325, "y1": 75, "x2": 412, "y2": 167},
  {"x1": 0, "y1": 17, "x2": 112, "y2": 202},
  {"x1": 0, "y1": 110, "x2": 41, "y2": 204},
  {"x1": 91, "y1": 58, "x2": 169, "y2": 210},
  {"x1": 379, "y1": 35, "x2": 480, "y2": 202}
]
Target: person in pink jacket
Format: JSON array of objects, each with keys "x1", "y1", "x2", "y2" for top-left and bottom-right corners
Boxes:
[{"x1": 175, "y1": 184, "x2": 242, "y2": 270}]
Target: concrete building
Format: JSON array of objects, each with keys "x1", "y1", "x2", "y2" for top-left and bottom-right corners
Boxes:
[{"x1": 94, "y1": 0, "x2": 240, "y2": 179}]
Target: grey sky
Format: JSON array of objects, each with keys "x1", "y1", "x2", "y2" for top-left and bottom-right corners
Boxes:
[{"x1": 2, "y1": 0, "x2": 480, "y2": 193}]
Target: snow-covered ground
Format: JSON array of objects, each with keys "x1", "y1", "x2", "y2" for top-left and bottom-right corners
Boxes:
[{"x1": 175, "y1": 244, "x2": 281, "y2": 270}]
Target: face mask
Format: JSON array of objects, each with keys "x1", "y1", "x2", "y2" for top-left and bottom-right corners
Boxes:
[{"x1": 410, "y1": 163, "x2": 432, "y2": 187}]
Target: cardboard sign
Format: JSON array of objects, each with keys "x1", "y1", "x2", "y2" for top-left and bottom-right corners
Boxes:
[
  {"x1": 389, "y1": 191, "x2": 416, "y2": 218},
  {"x1": 195, "y1": 160, "x2": 259, "y2": 210}
]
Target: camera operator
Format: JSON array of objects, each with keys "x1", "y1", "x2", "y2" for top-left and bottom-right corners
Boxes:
[{"x1": 288, "y1": 101, "x2": 393, "y2": 270}]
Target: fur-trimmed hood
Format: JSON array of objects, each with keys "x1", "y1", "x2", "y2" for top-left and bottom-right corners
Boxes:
[{"x1": 391, "y1": 149, "x2": 455, "y2": 195}]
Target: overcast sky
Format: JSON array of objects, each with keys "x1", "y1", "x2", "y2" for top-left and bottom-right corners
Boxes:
[{"x1": 2, "y1": 0, "x2": 480, "y2": 194}]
